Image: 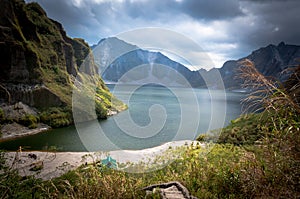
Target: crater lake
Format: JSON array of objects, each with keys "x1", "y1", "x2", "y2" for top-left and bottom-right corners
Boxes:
[{"x1": 0, "y1": 85, "x2": 246, "y2": 151}]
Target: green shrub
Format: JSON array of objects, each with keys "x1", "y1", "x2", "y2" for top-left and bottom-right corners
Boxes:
[
  {"x1": 216, "y1": 113, "x2": 267, "y2": 145},
  {"x1": 95, "y1": 100, "x2": 108, "y2": 119},
  {"x1": 52, "y1": 65, "x2": 59, "y2": 74},
  {"x1": 40, "y1": 107, "x2": 72, "y2": 128},
  {"x1": 196, "y1": 134, "x2": 207, "y2": 142},
  {"x1": 0, "y1": 169, "x2": 43, "y2": 198},
  {"x1": 0, "y1": 108, "x2": 5, "y2": 124},
  {"x1": 19, "y1": 114, "x2": 39, "y2": 129}
]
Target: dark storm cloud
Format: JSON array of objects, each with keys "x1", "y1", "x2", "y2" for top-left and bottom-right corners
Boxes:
[
  {"x1": 234, "y1": 0, "x2": 300, "y2": 55},
  {"x1": 123, "y1": 0, "x2": 175, "y2": 20},
  {"x1": 180, "y1": 0, "x2": 244, "y2": 20},
  {"x1": 122, "y1": 0, "x2": 244, "y2": 20},
  {"x1": 26, "y1": 0, "x2": 101, "y2": 39},
  {"x1": 25, "y1": 0, "x2": 300, "y2": 68},
  {"x1": 25, "y1": 0, "x2": 247, "y2": 45}
]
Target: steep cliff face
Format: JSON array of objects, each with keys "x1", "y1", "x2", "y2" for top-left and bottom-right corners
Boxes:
[
  {"x1": 0, "y1": 0, "x2": 100, "y2": 107},
  {"x1": 284, "y1": 64, "x2": 300, "y2": 104},
  {"x1": 219, "y1": 42, "x2": 300, "y2": 89},
  {"x1": 0, "y1": 0, "x2": 125, "y2": 131}
]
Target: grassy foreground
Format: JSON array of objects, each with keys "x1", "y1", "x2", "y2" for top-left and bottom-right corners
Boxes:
[
  {"x1": 0, "y1": 114, "x2": 298, "y2": 198},
  {"x1": 0, "y1": 61, "x2": 299, "y2": 198},
  {"x1": 0, "y1": 127, "x2": 298, "y2": 199}
]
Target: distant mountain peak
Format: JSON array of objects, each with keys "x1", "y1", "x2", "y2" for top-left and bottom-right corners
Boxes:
[
  {"x1": 95, "y1": 37, "x2": 138, "y2": 49},
  {"x1": 92, "y1": 37, "x2": 206, "y2": 87},
  {"x1": 93, "y1": 37, "x2": 300, "y2": 89},
  {"x1": 278, "y1": 41, "x2": 286, "y2": 47},
  {"x1": 219, "y1": 42, "x2": 300, "y2": 89}
]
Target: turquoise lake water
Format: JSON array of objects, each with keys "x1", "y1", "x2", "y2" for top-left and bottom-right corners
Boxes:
[{"x1": 0, "y1": 85, "x2": 245, "y2": 151}]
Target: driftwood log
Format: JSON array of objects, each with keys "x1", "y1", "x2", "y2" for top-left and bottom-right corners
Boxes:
[{"x1": 143, "y1": 181, "x2": 198, "y2": 199}]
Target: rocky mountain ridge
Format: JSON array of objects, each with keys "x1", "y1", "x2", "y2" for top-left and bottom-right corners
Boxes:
[
  {"x1": 94, "y1": 38, "x2": 300, "y2": 89},
  {"x1": 219, "y1": 42, "x2": 300, "y2": 89},
  {"x1": 93, "y1": 37, "x2": 205, "y2": 87}
]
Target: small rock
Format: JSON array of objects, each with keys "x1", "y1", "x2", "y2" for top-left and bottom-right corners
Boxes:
[
  {"x1": 28, "y1": 153, "x2": 37, "y2": 160},
  {"x1": 29, "y1": 160, "x2": 43, "y2": 171},
  {"x1": 143, "y1": 181, "x2": 198, "y2": 199}
]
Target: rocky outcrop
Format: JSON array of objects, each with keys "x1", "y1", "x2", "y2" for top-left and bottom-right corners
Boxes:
[
  {"x1": 0, "y1": 101, "x2": 51, "y2": 140},
  {"x1": 0, "y1": 0, "x2": 98, "y2": 104},
  {"x1": 0, "y1": 0, "x2": 126, "y2": 133},
  {"x1": 2, "y1": 102, "x2": 38, "y2": 120},
  {"x1": 2, "y1": 84, "x2": 64, "y2": 108},
  {"x1": 1, "y1": 122, "x2": 50, "y2": 140},
  {"x1": 218, "y1": 42, "x2": 300, "y2": 89},
  {"x1": 143, "y1": 181, "x2": 198, "y2": 199}
]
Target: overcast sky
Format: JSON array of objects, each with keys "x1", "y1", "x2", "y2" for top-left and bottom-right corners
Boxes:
[{"x1": 26, "y1": 0, "x2": 300, "y2": 69}]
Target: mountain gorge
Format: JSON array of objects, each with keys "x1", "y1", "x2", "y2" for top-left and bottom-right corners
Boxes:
[
  {"x1": 94, "y1": 38, "x2": 300, "y2": 89},
  {"x1": 0, "y1": 0, "x2": 125, "y2": 137},
  {"x1": 93, "y1": 37, "x2": 205, "y2": 87}
]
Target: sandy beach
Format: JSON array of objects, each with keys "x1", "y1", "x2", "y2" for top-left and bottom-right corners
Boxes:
[{"x1": 3, "y1": 140, "x2": 204, "y2": 180}]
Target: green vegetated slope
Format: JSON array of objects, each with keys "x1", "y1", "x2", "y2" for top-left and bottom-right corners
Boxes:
[
  {"x1": 0, "y1": 0, "x2": 126, "y2": 128},
  {"x1": 198, "y1": 60, "x2": 300, "y2": 197}
]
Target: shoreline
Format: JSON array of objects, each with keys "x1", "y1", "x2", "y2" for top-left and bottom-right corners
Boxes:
[
  {"x1": 0, "y1": 122, "x2": 51, "y2": 142},
  {"x1": 0, "y1": 110, "x2": 121, "y2": 142},
  {"x1": 3, "y1": 140, "x2": 204, "y2": 180}
]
